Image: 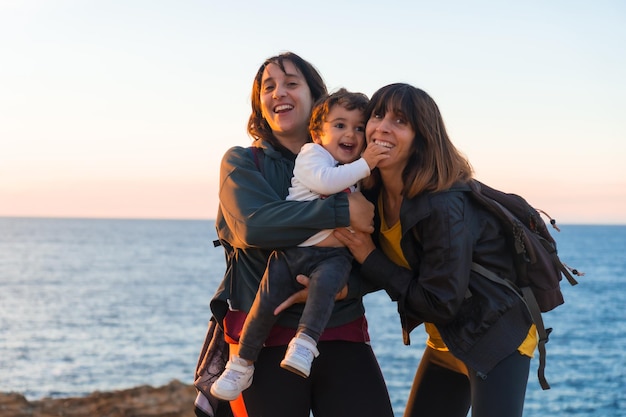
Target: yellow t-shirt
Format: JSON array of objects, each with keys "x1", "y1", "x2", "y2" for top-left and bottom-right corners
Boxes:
[{"x1": 377, "y1": 195, "x2": 537, "y2": 357}]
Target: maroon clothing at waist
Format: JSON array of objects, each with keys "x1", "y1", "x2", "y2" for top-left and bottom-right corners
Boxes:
[{"x1": 223, "y1": 310, "x2": 371, "y2": 345}]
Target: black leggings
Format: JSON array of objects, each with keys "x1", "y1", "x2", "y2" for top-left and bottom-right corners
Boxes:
[
  {"x1": 404, "y1": 347, "x2": 530, "y2": 417},
  {"x1": 236, "y1": 341, "x2": 394, "y2": 417}
]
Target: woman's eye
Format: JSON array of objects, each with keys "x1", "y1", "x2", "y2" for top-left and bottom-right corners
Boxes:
[{"x1": 373, "y1": 113, "x2": 382, "y2": 119}]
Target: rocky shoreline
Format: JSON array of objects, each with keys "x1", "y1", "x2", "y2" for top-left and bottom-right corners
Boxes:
[{"x1": 0, "y1": 380, "x2": 197, "y2": 417}]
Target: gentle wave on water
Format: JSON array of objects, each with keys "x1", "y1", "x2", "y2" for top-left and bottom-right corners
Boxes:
[
  {"x1": 1, "y1": 218, "x2": 625, "y2": 416},
  {"x1": 0, "y1": 218, "x2": 221, "y2": 399}
]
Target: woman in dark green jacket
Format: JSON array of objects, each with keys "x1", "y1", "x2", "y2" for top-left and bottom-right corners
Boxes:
[{"x1": 197, "y1": 52, "x2": 393, "y2": 417}]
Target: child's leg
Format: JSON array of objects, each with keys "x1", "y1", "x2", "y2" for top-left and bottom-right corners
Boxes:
[
  {"x1": 280, "y1": 248, "x2": 353, "y2": 378},
  {"x1": 238, "y1": 249, "x2": 309, "y2": 361},
  {"x1": 212, "y1": 249, "x2": 308, "y2": 401},
  {"x1": 296, "y1": 248, "x2": 353, "y2": 342}
]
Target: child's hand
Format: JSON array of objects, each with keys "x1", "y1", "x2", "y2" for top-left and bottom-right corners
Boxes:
[{"x1": 361, "y1": 142, "x2": 390, "y2": 170}]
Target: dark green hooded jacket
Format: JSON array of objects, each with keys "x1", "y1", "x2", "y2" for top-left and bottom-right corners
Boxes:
[{"x1": 210, "y1": 141, "x2": 372, "y2": 331}]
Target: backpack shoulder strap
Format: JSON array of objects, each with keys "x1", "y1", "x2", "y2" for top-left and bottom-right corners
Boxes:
[
  {"x1": 471, "y1": 262, "x2": 551, "y2": 389},
  {"x1": 247, "y1": 146, "x2": 265, "y2": 174}
]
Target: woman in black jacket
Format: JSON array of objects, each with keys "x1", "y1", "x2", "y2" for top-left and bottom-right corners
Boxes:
[{"x1": 335, "y1": 83, "x2": 537, "y2": 417}]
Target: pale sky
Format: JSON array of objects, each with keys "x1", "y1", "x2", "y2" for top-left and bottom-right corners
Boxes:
[{"x1": 1, "y1": 0, "x2": 625, "y2": 224}]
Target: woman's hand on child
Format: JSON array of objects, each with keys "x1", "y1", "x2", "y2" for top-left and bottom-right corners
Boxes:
[
  {"x1": 348, "y1": 192, "x2": 375, "y2": 234},
  {"x1": 273, "y1": 274, "x2": 348, "y2": 315},
  {"x1": 334, "y1": 228, "x2": 376, "y2": 264}
]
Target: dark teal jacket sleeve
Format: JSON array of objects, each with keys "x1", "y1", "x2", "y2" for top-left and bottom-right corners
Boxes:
[{"x1": 217, "y1": 146, "x2": 350, "y2": 249}]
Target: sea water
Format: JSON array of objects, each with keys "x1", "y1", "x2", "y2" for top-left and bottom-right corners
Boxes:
[{"x1": 0, "y1": 217, "x2": 624, "y2": 416}]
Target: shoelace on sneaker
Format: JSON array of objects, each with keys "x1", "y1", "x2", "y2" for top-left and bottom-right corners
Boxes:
[
  {"x1": 288, "y1": 343, "x2": 314, "y2": 361},
  {"x1": 221, "y1": 360, "x2": 251, "y2": 385}
]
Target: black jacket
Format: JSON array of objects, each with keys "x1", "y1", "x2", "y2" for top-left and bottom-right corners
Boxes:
[{"x1": 360, "y1": 182, "x2": 533, "y2": 374}]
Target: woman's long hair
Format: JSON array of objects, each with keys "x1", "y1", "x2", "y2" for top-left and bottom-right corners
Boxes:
[
  {"x1": 363, "y1": 83, "x2": 473, "y2": 197},
  {"x1": 247, "y1": 52, "x2": 328, "y2": 150}
]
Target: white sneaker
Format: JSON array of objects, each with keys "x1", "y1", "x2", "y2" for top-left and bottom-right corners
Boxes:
[
  {"x1": 210, "y1": 355, "x2": 254, "y2": 401},
  {"x1": 280, "y1": 336, "x2": 319, "y2": 378}
]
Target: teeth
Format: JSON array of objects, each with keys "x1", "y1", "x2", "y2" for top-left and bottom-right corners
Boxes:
[
  {"x1": 373, "y1": 140, "x2": 393, "y2": 148},
  {"x1": 274, "y1": 104, "x2": 293, "y2": 112}
]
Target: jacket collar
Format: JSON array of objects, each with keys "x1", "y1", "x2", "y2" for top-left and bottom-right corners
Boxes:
[
  {"x1": 400, "y1": 181, "x2": 472, "y2": 234},
  {"x1": 365, "y1": 180, "x2": 472, "y2": 237}
]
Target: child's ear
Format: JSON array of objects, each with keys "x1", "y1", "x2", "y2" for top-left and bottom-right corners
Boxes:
[{"x1": 311, "y1": 133, "x2": 322, "y2": 145}]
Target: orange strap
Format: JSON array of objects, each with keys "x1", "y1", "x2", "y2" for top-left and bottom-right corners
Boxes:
[{"x1": 230, "y1": 395, "x2": 249, "y2": 417}]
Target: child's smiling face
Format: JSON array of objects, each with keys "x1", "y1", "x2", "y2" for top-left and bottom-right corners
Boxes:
[{"x1": 312, "y1": 104, "x2": 366, "y2": 165}]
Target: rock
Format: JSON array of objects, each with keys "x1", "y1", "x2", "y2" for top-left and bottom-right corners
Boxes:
[{"x1": 0, "y1": 379, "x2": 197, "y2": 417}]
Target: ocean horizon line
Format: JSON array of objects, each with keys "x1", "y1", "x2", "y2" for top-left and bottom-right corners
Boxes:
[{"x1": 1, "y1": 215, "x2": 625, "y2": 227}]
